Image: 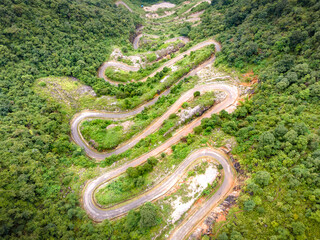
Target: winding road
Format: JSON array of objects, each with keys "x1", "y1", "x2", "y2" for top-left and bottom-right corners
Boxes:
[
  {"x1": 115, "y1": 1, "x2": 133, "y2": 12},
  {"x1": 71, "y1": 1, "x2": 240, "y2": 239},
  {"x1": 71, "y1": 83, "x2": 237, "y2": 160},
  {"x1": 97, "y1": 39, "x2": 220, "y2": 85}
]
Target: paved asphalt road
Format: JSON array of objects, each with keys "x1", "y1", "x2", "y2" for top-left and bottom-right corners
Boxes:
[
  {"x1": 71, "y1": 83, "x2": 238, "y2": 160},
  {"x1": 72, "y1": 10, "x2": 238, "y2": 238},
  {"x1": 115, "y1": 1, "x2": 133, "y2": 12},
  {"x1": 169, "y1": 149, "x2": 235, "y2": 240},
  {"x1": 82, "y1": 148, "x2": 235, "y2": 229},
  {"x1": 97, "y1": 39, "x2": 221, "y2": 85},
  {"x1": 72, "y1": 39, "x2": 223, "y2": 160},
  {"x1": 79, "y1": 84, "x2": 238, "y2": 226}
]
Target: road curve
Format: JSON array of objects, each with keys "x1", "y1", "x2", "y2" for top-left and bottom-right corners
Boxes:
[
  {"x1": 75, "y1": 5, "x2": 239, "y2": 238},
  {"x1": 71, "y1": 83, "x2": 238, "y2": 160},
  {"x1": 133, "y1": 33, "x2": 160, "y2": 49},
  {"x1": 97, "y1": 39, "x2": 220, "y2": 85},
  {"x1": 115, "y1": 1, "x2": 133, "y2": 12},
  {"x1": 169, "y1": 148, "x2": 235, "y2": 240},
  {"x1": 83, "y1": 147, "x2": 235, "y2": 222}
]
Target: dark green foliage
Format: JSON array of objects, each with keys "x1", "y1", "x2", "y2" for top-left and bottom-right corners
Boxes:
[
  {"x1": 0, "y1": 0, "x2": 140, "y2": 239},
  {"x1": 243, "y1": 199, "x2": 256, "y2": 211},
  {"x1": 180, "y1": 26, "x2": 191, "y2": 36},
  {"x1": 194, "y1": 91, "x2": 201, "y2": 97},
  {"x1": 254, "y1": 171, "x2": 271, "y2": 187},
  {"x1": 139, "y1": 202, "x2": 158, "y2": 229},
  {"x1": 126, "y1": 210, "x2": 140, "y2": 231},
  {"x1": 192, "y1": 0, "x2": 320, "y2": 238},
  {"x1": 126, "y1": 157, "x2": 158, "y2": 179}
]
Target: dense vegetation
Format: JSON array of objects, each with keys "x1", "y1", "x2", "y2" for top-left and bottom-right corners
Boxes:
[
  {"x1": 0, "y1": 0, "x2": 141, "y2": 238},
  {"x1": 96, "y1": 157, "x2": 158, "y2": 206},
  {"x1": 1, "y1": 0, "x2": 320, "y2": 239},
  {"x1": 187, "y1": 0, "x2": 320, "y2": 239}
]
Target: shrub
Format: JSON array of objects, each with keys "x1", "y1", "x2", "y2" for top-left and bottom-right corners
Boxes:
[
  {"x1": 193, "y1": 91, "x2": 200, "y2": 97},
  {"x1": 182, "y1": 102, "x2": 189, "y2": 108}
]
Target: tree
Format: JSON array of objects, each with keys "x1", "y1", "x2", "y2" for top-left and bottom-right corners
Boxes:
[
  {"x1": 254, "y1": 171, "x2": 271, "y2": 187},
  {"x1": 126, "y1": 210, "x2": 140, "y2": 230},
  {"x1": 284, "y1": 130, "x2": 298, "y2": 144},
  {"x1": 139, "y1": 202, "x2": 158, "y2": 229},
  {"x1": 243, "y1": 199, "x2": 256, "y2": 211},
  {"x1": 230, "y1": 230, "x2": 243, "y2": 240},
  {"x1": 274, "y1": 124, "x2": 288, "y2": 139},
  {"x1": 293, "y1": 122, "x2": 308, "y2": 136},
  {"x1": 286, "y1": 71, "x2": 298, "y2": 83},
  {"x1": 289, "y1": 30, "x2": 308, "y2": 48},
  {"x1": 310, "y1": 82, "x2": 320, "y2": 98},
  {"x1": 259, "y1": 132, "x2": 275, "y2": 147},
  {"x1": 291, "y1": 222, "x2": 305, "y2": 236},
  {"x1": 218, "y1": 232, "x2": 229, "y2": 240},
  {"x1": 246, "y1": 182, "x2": 262, "y2": 195},
  {"x1": 310, "y1": 210, "x2": 320, "y2": 223},
  {"x1": 243, "y1": 41, "x2": 258, "y2": 57},
  {"x1": 276, "y1": 78, "x2": 289, "y2": 90}
]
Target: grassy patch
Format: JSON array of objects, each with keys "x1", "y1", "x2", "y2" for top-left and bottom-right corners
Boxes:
[
  {"x1": 80, "y1": 119, "x2": 125, "y2": 151},
  {"x1": 104, "y1": 60, "x2": 164, "y2": 82},
  {"x1": 33, "y1": 76, "x2": 118, "y2": 117},
  {"x1": 190, "y1": 91, "x2": 216, "y2": 108}
]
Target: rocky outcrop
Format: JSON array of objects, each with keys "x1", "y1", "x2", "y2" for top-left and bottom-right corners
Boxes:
[
  {"x1": 189, "y1": 191, "x2": 240, "y2": 240},
  {"x1": 155, "y1": 42, "x2": 185, "y2": 60},
  {"x1": 177, "y1": 106, "x2": 205, "y2": 124}
]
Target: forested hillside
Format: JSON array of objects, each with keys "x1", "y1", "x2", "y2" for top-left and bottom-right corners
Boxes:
[
  {"x1": 187, "y1": 0, "x2": 320, "y2": 239},
  {"x1": 1, "y1": 0, "x2": 320, "y2": 239},
  {"x1": 0, "y1": 0, "x2": 140, "y2": 238}
]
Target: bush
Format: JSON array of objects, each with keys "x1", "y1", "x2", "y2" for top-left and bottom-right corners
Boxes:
[
  {"x1": 243, "y1": 199, "x2": 256, "y2": 211},
  {"x1": 254, "y1": 171, "x2": 271, "y2": 187},
  {"x1": 194, "y1": 125, "x2": 203, "y2": 134},
  {"x1": 39, "y1": 81, "x2": 46, "y2": 87},
  {"x1": 139, "y1": 202, "x2": 158, "y2": 229},
  {"x1": 169, "y1": 113, "x2": 177, "y2": 119},
  {"x1": 194, "y1": 91, "x2": 200, "y2": 97},
  {"x1": 182, "y1": 102, "x2": 189, "y2": 108}
]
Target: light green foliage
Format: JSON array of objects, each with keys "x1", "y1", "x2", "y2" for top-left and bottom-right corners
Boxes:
[
  {"x1": 190, "y1": 91, "x2": 215, "y2": 108},
  {"x1": 81, "y1": 77, "x2": 199, "y2": 152},
  {"x1": 182, "y1": 102, "x2": 189, "y2": 108},
  {"x1": 80, "y1": 119, "x2": 124, "y2": 151},
  {"x1": 146, "y1": 53, "x2": 157, "y2": 62},
  {"x1": 96, "y1": 157, "x2": 158, "y2": 206}
]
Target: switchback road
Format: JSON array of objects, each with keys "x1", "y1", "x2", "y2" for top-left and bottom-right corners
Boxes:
[{"x1": 72, "y1": 2, "x2": 240, "y2": 239}]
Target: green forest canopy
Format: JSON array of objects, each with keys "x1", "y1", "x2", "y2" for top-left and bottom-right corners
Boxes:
[{"x1": 0, "y1": 0, "x2": 320, "y2": 239}]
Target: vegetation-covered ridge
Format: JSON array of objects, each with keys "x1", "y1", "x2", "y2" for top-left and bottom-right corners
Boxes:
[
  {"x1": 0, "y1": 0, "x2": 140, "y2": 238},
  {"x1": 1, "y1": 0, "x2": 320, "y2": 239},
  {"x1": 187, "y1": 0, "x2": 320, "y2": 239}
]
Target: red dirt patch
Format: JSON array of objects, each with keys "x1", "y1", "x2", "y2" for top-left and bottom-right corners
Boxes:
[
  {"x1": 216, "y1": 213, "x2": 227, "y2": 222},
  {"x1": 164, "y1": 147, "x2": 173, "y2": 155},
  {"x1": 241, "y1": 70, "x2": 258, "y2": 86}
]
